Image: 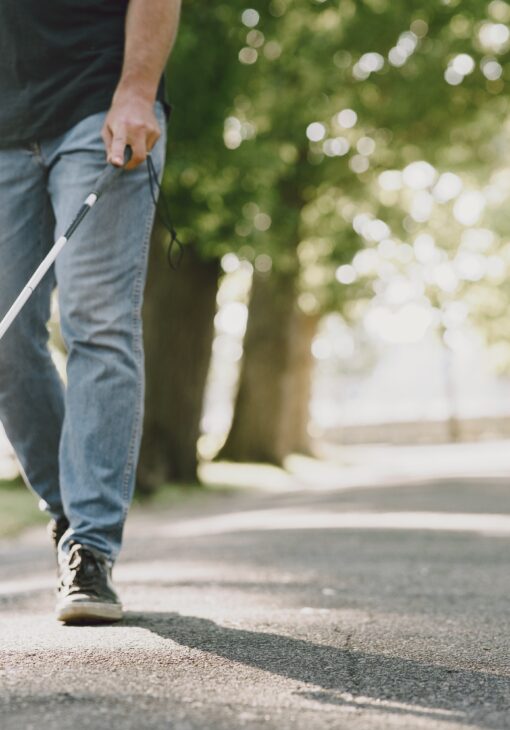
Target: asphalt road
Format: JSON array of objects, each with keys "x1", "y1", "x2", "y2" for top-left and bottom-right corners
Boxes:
[{"x1": 1, "y1": 462, "x2": 510, "y2": 729}]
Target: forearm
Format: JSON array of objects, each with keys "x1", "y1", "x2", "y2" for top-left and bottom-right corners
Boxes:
[
  {"x1": 104, "y1": 0, "x2": 182, "y2": 167},
  {"x1": 115, "y1": 0, "x2": 181, "y2": 103}
]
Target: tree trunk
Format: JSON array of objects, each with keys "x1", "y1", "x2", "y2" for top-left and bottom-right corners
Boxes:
[
  {"x1": 440, "y1": 325, "x2": 461, "y2": 443},
  {"x1": 137, "y1": 223, "x2": 220, "y2": 490},
  {"x1": 218, "y1": 269, "x2": 318, "y2": 465},
  {"x1": 282, "y1": 308, "x2": 320, "y2": 456}
]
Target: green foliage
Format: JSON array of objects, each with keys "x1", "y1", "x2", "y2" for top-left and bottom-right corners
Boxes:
[
  {"x1": 0, "y1": 479, "x2": 46, "y2": 537},
  {"x1": 164, "y1": 0, "x2": 510, "y2": 327}
]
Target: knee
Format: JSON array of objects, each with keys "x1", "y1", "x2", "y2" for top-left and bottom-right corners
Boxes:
[
  {"x1": 0, "y1": 290, "x2": 52, "y2": 373},
  {"x1": 60, "y1": 301, "x2": 141, "y2": 381},
  {"x1": 60, "y1": 289, "x2": 136, "y2": 347}
]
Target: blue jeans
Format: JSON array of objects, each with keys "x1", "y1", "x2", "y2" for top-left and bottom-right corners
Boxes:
[{"x1": 0, "y1": 104, "x2": 166, "y2": 561}]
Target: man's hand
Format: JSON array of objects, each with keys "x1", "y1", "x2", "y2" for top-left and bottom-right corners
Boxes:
[
  {"x1": 102, "y1": 90, "x2": 161, "y2": 170},
  {"x1": 101, "y1": 0, "x2": 181, "y2": 170}
]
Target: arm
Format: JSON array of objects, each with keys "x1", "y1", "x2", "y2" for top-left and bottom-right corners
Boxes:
[{"x1": 102, "y1": 0, "x2": 182, "y2": 169}]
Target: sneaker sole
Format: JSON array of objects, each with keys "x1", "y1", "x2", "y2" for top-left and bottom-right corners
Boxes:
[{"x1": 56, "y1": 601, "x2": 123, "y2": 624}]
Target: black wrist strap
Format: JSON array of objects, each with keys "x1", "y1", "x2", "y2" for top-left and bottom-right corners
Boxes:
[{"x1": 147, "y1": 154, "x2": 184, "y2": 270}]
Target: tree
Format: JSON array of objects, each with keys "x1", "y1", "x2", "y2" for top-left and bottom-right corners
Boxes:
[
  {"x1": 141, "y1": 0, "x2": 510, "y2": 479},
  {"x1": 221, "y1": 0, "x2": 510, "y2": 462},
  {"x1": 138, "y1": 3, "x2": 250, "y2": 486},
  {"x1": 139, "y1": 226, "x2": 219, "y2": 488}
]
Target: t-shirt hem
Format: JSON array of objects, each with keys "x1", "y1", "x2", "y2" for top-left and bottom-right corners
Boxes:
[{"x1": 0, "y1": 84, "x2": 169, "y2": 149}]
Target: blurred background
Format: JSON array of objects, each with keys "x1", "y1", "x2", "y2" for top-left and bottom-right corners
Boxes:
[{"x1": 3, "y1": 0, "x2": 510, "y2": 505}]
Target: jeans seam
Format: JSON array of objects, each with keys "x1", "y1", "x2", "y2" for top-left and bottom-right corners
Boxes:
[
  {"x1": 120, "y1": 198, "x2": 157, "y2": 514},
  {"x1": 16, "y1": 183, "x2": 61, "y2": 512}
]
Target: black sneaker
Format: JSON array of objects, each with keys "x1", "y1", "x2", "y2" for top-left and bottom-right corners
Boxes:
[
  {"x1": 48, "y1": 515, "x2": 70, "y2": 556},
  {"x1": 56, "y1": 542, "x2": 123, "y2": 624}
]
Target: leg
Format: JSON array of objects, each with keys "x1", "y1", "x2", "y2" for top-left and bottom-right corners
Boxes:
[
  {"x1": 45, "y1": 106, "x2": 166, "y2": 561},
  {"x1": 0, "y1": 147, "x2": 65, "y2": 518}
]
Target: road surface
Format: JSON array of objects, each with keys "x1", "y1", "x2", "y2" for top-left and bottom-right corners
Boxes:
[{"x1": 1, "y1": 455, "x2": 510, "y2": 729}]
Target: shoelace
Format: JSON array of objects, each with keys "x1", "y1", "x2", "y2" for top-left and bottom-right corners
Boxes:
[
  {"x1": 147, "y1": 153, "x2": 184, "y2": 270},
  {"x1": 62, "y1": 545, "x2": 102, "y2": 591}
]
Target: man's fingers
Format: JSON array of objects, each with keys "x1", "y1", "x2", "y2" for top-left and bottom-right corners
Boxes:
[
  {"x1": 101, "y1": 123, "x2": 112, "y2": 151},
  {"x1": 102, "y1": 96, "x2": 162, "y2": 168},
  {"x1": 124, "y1": 134, "x2": 147, "y2": 170},
  {"x1": 103, "y1": 115, "x2": 160, "y2": 169},
  {"x1": 147, "y1": 127, "x2": 161, "y2": 153},
  {"x1": 109, "y1": 126, "x2": 128, "y2": 167},
  {"x1": 123, "y1": 127, "x2": 160, "y2": 169}
]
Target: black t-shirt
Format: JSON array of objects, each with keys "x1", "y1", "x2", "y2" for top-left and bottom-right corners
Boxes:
[{"x1": 0, "y1": 0, "x2": 166, "y2": 147}]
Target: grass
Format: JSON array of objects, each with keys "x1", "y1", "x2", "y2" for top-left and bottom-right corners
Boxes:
[
  {"x1": 132, "y1": 480, "x2": 239, "y2": 516},
  {"x1": 0, "y1": 477, "x2": 48, "y2": 538},
  {"x1": 0, "y1": 477, "x2": 238, "y2": 539}
]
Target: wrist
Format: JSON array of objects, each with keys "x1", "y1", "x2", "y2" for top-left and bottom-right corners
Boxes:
[{"x1": 113, "y1": 76, "x2": 158, "y2": 106}]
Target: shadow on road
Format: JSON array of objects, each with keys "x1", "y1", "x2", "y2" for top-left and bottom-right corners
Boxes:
[
  {"x1": 120, "y1": 611, "x2": 508, "y2": 727},
  {"x1": 3, "y1": 472, "x2": 510, "y2": 728}
]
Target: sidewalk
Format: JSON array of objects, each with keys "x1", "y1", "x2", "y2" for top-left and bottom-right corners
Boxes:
[{"x1": 1, "y1": 447, "x2": 510, "y2": 729}]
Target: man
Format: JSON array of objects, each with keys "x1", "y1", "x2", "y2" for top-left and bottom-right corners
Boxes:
[{"x1": 0, "y1": 0, "x2": 181, "y2": 623}]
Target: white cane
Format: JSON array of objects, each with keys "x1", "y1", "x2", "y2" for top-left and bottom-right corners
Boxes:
[{"x1": 0, "y1": 147, "x2": 132, "y2": 342}]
